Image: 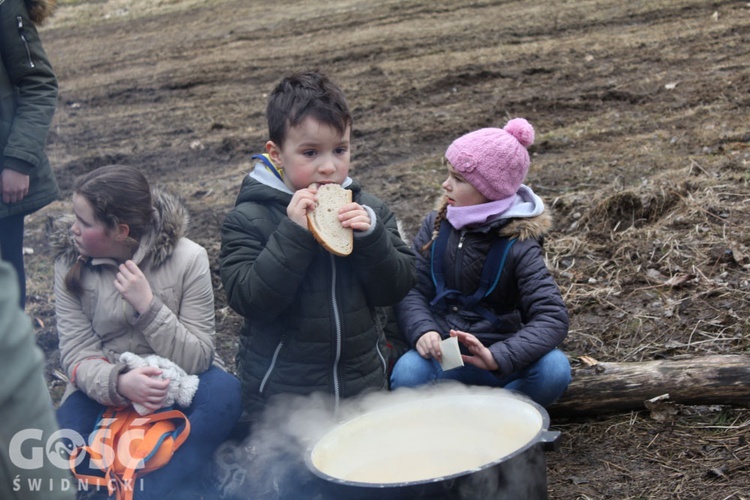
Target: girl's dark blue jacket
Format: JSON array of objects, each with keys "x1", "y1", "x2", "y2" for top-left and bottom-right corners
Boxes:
[{"x1": 396, "y1": 198, "x2": 569, "y2": 379}]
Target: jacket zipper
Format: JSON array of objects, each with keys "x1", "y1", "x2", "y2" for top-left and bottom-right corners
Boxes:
[
  {"x1": 330, "y1": 254, "x2": 342, "y2": 414},
  {"x1": 453, "y1": 231, "x2": 467, "y2": 287},
  {"x1": 259, "y1": 338, "x2": 285, "y2": 393},
  {"x1": 375, "y1": 337, "x2": 387, "y2": 379},
  {"x1": 17, "y1": 17, "x2": 35, "y2": 68}
]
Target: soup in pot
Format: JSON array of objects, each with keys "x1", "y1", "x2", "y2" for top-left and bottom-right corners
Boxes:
[{"x1": 310, "y1": 392, "x2": 544, "y2": 484}]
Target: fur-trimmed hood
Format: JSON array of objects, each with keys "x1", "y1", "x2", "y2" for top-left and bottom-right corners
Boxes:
[
  {"x1": 23, "y1": 0, "x2": 56, "y2": 25},
  {"x1": 51, "y1": 188, "x2": 190, "y2": 268},
  {"x1": 497, "y1": 210, "x2": 553, "y2": 241}
]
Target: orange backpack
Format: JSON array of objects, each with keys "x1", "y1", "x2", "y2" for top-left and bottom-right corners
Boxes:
[{"x1": 69, "y1": 406, "x2": 190, "y2": 500}]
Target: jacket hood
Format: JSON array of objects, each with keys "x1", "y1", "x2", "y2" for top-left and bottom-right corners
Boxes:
[
  {"x1": 51, "y1": 188, "x2": 190, "y2": 268},
  {"x1": 24, "y1": 0, "x2": 56, "y2": 25},
  {"x1": 433, "y1": 194, "x2": 553, "y2": 241}
]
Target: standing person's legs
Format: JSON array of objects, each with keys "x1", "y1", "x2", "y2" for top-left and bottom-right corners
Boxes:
[
  {"x1": 0, "y1": 213, "x2": 26, "y2": 309},
  {"x1": 139, "y1": 366, "x2": 242, "y2": 500}
]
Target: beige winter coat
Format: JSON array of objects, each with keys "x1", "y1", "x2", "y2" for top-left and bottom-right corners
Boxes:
[{"x1": 53, "y1": 189, "x2": 219, "y2": 406}]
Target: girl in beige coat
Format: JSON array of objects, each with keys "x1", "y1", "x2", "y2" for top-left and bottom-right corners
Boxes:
[{"x1": 53, "y1": 165, "x2": 241, "y2": 499}]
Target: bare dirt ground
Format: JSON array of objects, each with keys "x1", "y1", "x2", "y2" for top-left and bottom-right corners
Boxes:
[{"x1": 21, "y1": 0, "x2": 749, "y2": 498}]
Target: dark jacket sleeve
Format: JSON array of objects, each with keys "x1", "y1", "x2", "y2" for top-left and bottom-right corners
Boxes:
[
  {"x1": 350, "y1": 193, "x2": 416, "y2": 307},
  {"x1": 488, "y1": 239, "x2": 569, "y2": 378},
  {"x1": 0, "y1": 0, "x2": 58, "y2": 173},
  {"x1": 395, "y1": 212, "x2": 442, "y2": 346},
  {"x1": 220, "y1": 205, "x2": 319, "y2": 323}
]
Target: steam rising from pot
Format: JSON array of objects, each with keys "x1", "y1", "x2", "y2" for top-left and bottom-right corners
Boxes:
[{"x1": 213, "y1": 383, "x2": 540, "y2": 499}]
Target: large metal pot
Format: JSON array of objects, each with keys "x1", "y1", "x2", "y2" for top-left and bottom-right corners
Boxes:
[{"x1": 306, "y1": 389, "x2": 560, "y2": 499}]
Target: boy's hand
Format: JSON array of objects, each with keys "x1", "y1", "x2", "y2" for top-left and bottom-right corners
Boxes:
[
  {"x1": 287, "y1": 186, "x2": 317, "y2": 229},
  {"x1": 114, "y1": 260, "x2": 154, "y2": 315},
  {"x1": 339, "y1": 203, "x2": 371, "y2": 232}
]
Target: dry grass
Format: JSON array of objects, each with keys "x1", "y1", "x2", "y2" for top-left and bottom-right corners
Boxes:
[
  {"x1": 544, "y1": 163, "x2": 750, "y2": 497},
  {"x1": 551, "y1": 406, "x2": 750, "y2": 499},
  {"x1": 547, "y1": 163, "x2": 750, "y2": 362}
]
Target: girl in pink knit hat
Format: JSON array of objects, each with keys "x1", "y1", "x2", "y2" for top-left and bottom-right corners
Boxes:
[{"x1": 391, "y1": 118, "x2": 571, "y2": 407}]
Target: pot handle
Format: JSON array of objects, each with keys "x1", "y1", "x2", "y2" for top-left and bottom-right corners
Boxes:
[{"x1": 539, "y1": 430, "x2": 561, "y2": 452}]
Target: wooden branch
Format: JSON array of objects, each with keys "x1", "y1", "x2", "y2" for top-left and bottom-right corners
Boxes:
[{"x1": 548, "y1": 354, "x2": 750, "y2": 417}]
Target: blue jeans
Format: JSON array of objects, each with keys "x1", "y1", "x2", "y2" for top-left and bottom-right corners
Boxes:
[
  {"x1": 56, "y1": 366, "x2": 242, "y2": 499},
  {"x1": 0, "y1": 213, "x2": 25, "y2": 309},
  {"x1": 390, "y1": 348, "x2": 571, "y2": 407}
]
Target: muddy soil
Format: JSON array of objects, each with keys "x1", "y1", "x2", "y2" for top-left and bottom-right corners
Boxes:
[{"x1": 21, "y1": 0, "x2": 750, "y2": 498}]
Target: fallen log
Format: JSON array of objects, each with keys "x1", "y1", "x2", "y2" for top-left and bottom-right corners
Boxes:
[{"x1": 548, "y1": 354, "x2": 750, "y2": 417}]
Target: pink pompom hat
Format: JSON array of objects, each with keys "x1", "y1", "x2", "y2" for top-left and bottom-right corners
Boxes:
[{"x1": 445, "y1": 118, "x2": 535, "y2": 202}]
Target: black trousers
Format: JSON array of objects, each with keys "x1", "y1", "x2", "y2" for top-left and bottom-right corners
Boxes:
[{"x1": 0, "y1": 213, "x2": 26, "y2": 308}]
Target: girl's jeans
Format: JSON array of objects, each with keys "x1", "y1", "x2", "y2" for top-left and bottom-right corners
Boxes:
[
  {"x1": 56, "y1": 366, "x2": 242, "y2": 499},
  {"x1": 390, "y1": 348, "x2": 572, "y2": 407}
]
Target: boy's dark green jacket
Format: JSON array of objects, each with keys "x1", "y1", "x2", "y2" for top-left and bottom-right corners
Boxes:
[
  {"x1": 220, "y1": 171, "x2": 416, "y2": 419},
  {"x1": 0, "y1": 0, "x2": 59, "y2": 218}
]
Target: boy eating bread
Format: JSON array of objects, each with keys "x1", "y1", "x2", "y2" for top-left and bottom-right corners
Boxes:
[{"x1": 220, "y1": 71, "x2": 416, "y2": 434}]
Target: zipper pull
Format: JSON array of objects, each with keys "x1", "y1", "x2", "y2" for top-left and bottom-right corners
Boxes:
[
  {"x1": 457, "y1": 233, "x2": 466, "y2": 249},
  {"x1": 16, "y1": 16, "x2": 36, "y2": 69}
]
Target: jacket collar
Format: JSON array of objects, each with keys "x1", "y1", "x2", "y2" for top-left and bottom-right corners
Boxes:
[
  {"x1": 434, "y1": 194, "x2": 553, "y2": 242},
  {"x1": 234, "y1": 158, "x2": 360, "y2": 207}
]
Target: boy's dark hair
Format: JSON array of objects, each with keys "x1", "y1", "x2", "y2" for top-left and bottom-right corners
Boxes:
[{"x1": 266, "y1": 71, "x2": 352, "y2": 147}]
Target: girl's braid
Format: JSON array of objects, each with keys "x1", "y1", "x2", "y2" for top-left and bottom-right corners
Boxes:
[{"x1": 420, "y1": 204, "x2": 448, "y2": 255}]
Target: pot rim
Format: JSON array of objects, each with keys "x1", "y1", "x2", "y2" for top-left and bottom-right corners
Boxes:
[{"x1": 305, "y1": 390, "x2": 553, "y2": 489}]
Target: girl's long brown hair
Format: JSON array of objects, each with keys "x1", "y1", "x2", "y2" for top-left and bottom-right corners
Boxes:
[{"x1": 65, "y1": 165, "x2": 153, "y2": 296}]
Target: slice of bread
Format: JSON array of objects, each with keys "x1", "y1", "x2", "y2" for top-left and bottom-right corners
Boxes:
[{"x1": 307, "y1": 183, "x2": 353, "y2": 256}]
